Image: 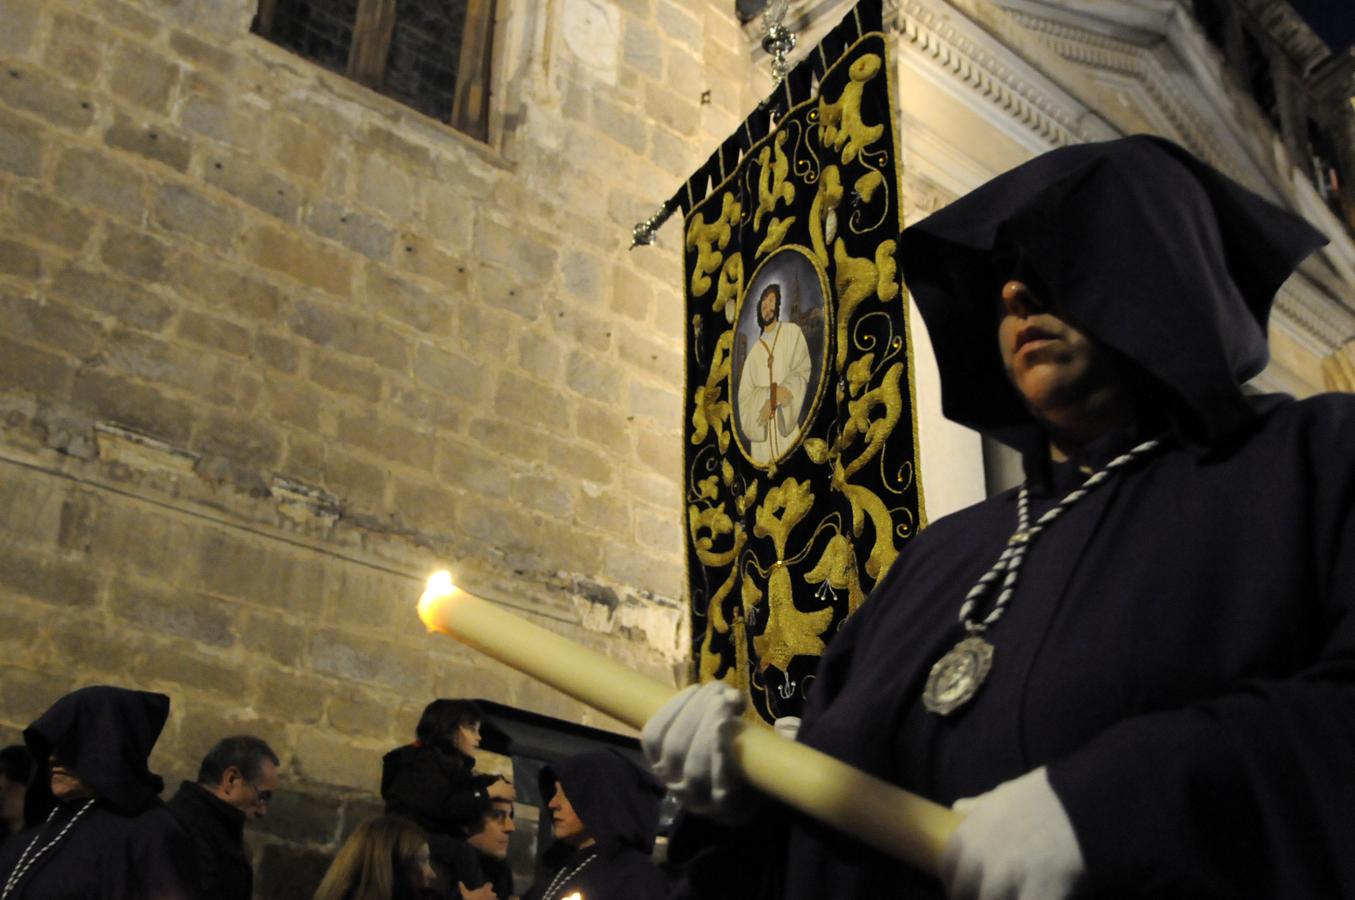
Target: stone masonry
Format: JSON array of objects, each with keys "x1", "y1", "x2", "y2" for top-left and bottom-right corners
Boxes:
[{"x1": 0, "y1": 0, "x2": 759, "y2": 893}]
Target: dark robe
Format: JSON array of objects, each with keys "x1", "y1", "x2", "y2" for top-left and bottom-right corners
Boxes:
[
  {"x1": 672, "y1": 136, "x2": 1354, "y2": 898},
  {"x1": 524, "y1": 750, "x2": 668, "y2": 900},
  {"x1": 777, "y1": 135, "x2": 1352, "y2": 899},
  {"x1": 166, "y1": 780, "x2": 251, "y2": 900},
  {"x1": 0, "y1": 686, "x2": 194, "y2": 900}
]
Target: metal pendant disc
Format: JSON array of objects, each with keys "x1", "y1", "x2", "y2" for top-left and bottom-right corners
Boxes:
[{"x1": 923, "y1": 636, "x2": 995, "y2": 715}]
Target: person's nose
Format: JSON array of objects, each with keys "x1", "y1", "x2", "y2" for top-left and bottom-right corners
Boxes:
[{"x1": 1000, "y1": 279, "x2": 1045, "y2": 317}]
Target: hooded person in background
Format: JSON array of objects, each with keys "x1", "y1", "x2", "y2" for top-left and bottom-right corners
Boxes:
[
  {"x1": 523, "y1": 750, "x2": 668, "y2": 900},
  {"x1": 0, "y1": 685, "x2": 194, "y2": 899},
  {"x1": 644, "y1": 135, "x2": 1355, "y2": 899}
]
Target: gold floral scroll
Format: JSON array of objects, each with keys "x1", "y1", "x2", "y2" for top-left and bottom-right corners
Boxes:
[{"x1": 680, "y1": 0, "x2": 922, "y2": 723}]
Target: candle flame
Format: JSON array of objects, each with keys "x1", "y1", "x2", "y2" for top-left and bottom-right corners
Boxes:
[
  {"x1": 561, "y1": 894, "x2": 582, "y2": 900},
  {"x1": 418, "y1": 570, "x2": 457, "y2": 632}
]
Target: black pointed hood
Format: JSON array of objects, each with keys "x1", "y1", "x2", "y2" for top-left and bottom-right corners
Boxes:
[
  {"x1": 898, "y1": 134, "x2": 1327, "y2": 454},
  {"x1": 24, "y1": 685, "x2": 170, "y2": 815},
  {"x1": 540, "y1": 749, "x2": 664, "y2": 855}
]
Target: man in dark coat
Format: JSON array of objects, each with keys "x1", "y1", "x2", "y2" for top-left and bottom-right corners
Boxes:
[
  {"x1": 0, "y1": 685, "x2": 195, "y2": 899},
  {"x1": 523, "y1": 750, "x2": 668, "y2": 900},
  {"x1": 645, "y1": 135, "x2": 1355, "y2": 898},
  {"x1": 167, "y1": 735, "x2": 280, "y2": 900}
]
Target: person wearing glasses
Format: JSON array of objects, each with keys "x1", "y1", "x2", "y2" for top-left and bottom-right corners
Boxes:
[{"x1": 168, "y1": 735, "x2": 281, "y2": 900}]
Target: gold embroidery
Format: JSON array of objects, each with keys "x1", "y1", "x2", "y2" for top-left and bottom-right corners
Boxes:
[
  {"x1": 808, "y1": 166, "x2": 844, "y2": 268},
  {"x1": 818, "y1": 53, "x2": 884, "y2": 164},
  {"x1": 756, "y1": 215, "x2": 796, "y2": 257},
  {"x1": 680, "y1": 27, "x2": 920, "y2": 719},
  {"x1": 686, "y1": 192, "x2": 742, "y2": 297},
  {"x1": 691, "y1": 330, "x2": 734, "y2": 453},
  {"x1": 832, "y1": 237, "x2": 897, "y2": 370},
  {"x1": 806, "y1": 533, "x2": 867, "y2": 616},
  {"x1": 715, "y1": 256, "x2": 744, "y2": 323},
  {"x1": 753, "y1": 131, "x2": 796, "y2": 230}
]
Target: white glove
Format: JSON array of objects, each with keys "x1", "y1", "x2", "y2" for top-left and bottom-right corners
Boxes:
[
  {"x1": 941, "y1": 766, "x2": 1085, "y2": 900},
  {"x1": 641, "y1": 682, "x2": 748, "y2": 820}
]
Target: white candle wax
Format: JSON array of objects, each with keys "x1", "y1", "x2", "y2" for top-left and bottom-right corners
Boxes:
[{"x1": 418, "y1": 571, "x2": 960, "y2": 874}]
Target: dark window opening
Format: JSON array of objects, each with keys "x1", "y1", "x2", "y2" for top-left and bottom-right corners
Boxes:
[{"x1": 253, "y1": 0, "x2": 494, "y2": 141}]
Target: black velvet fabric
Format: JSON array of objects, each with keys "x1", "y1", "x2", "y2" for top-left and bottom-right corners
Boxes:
[{"x1": 0, "y1": 686, "x2": 194, "y2": 899}]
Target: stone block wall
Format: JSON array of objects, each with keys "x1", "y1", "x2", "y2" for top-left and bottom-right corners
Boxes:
[{"x1": 0, "y1": 0, "x2": 757, "y2": 892}]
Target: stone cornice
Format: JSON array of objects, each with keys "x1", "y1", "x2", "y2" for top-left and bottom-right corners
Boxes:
[
  {"x1": 1001, "y1": 7, "x2": 1245, "y2": 178},
  {"x1": 890, "y1": 0, "x2": 1117, "y2": 147},
  {"x1": 1274, "y1": 276, "x2": 1355, "y2": 353}
]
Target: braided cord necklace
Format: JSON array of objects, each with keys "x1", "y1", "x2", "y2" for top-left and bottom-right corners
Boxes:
[
  {"x1": 922, "y1": 437, "x2": 1162, "y2": 716},
  {"x1": 539, "y1": 849, "x2": 598, "y2": 900},
  {"x1": 1, "y1": 798, "x2": 97, "y2": 899}
]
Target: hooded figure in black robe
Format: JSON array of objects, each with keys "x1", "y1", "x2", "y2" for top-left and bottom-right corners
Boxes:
[
  {"x1": 653, "y1": 135, "x2": 1355, "y2": 899},
  {"x1": 524, "y1": 750, "x2": 668, "y2": 900},
  {"x1": 0, "y1": 685, "x2": 195, "y2": 900}
]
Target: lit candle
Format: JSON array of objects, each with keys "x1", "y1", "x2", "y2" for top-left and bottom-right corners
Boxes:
[{"x1": 418, "y1": 571, "x2": 961, "y2": 874}]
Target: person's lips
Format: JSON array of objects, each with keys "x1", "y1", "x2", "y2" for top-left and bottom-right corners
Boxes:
[{"x1": 1014, "y1": 324, "x2": 1060, "y2": 353}]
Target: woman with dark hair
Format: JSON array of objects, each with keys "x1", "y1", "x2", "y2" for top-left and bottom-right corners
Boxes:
[
  {"x1": 382, "y1": 700, "x2": 512, "y2": 898},
  {"x1": 0, "y1": 746, "x2": 32, "y2": 842},
  {"x1": 312, "y1": 815, "x2": 436, "y2": 900}
]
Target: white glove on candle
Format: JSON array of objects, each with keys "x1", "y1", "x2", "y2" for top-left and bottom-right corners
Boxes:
[
  {"x1": 641, "y1": 682, "x2": 748, "y2": 819},
  {"x1": 941, "y1": 766, "x2": 1085, "y2": 900}
]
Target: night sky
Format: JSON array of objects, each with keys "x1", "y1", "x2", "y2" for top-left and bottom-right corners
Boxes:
[{"x1": 1286, "y1": 0, "x2": 1355, "y2": 53}]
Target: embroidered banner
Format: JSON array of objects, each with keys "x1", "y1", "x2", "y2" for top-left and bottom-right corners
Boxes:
[{"x1": 681, "y1": 0, "x2": 922, "y2": 722}]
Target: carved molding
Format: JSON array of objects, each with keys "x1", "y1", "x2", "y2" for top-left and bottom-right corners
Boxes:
[
  {"x1": 1274, "y1": 276, "x2": 1355, "y2": 355},
  {"x1": 890, "y1": 0, "x2": 1116, "y2": 148},
  {"x1": 1000, "y1": 8, "x2": 1244, "y2": 175},
  {"x1": 1323, "y1": 340, "x2": 1355, "y2": 393}
]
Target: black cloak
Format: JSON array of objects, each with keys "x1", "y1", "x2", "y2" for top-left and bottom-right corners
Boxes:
[
  {"x1": 166, "y1": 780, "x2": 252, "y2": 900},
  {"x1": 772, "y1": 135, "x2": 1353, "y2": 899},
  {"x1": 524, "y1": 750, "x2": 668, "y2": 900},
  {"x1": 0, "y1": 685, "x2": 195, "y2": 899}
]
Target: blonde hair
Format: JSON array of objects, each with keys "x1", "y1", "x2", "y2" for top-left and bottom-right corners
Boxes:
[{"x1": 312, "y1": 815, "x2": 428, "y2": 900}]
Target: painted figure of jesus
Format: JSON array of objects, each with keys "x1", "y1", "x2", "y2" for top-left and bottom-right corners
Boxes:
[{"x1": 737, "y1": 283, "x2": 812, "y2": 464}]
